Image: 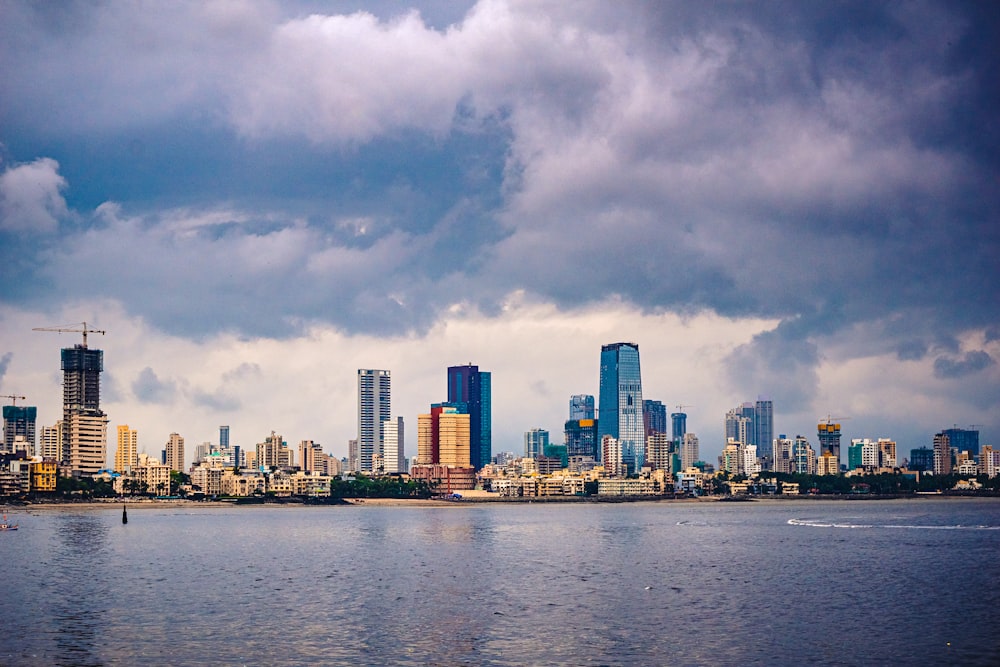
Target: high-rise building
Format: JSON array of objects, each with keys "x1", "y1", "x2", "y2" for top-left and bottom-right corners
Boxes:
[
  {"x1": 792, "y1": 436, "x2": 816, "y2": 474},
  {"x1": 817, "y1": 422, "x2": 842, "y2": 469},
  {"x1": 299, "y1": 440, "x2": 322, "y2": 474},
  {"x1": 61, "y1": 344, "x2": 108, "y2": 475},
  {"x1": 524, "y1": 428, "x2": 549, "y2": 459},
  {"x1": 569, "y1": 395, "x2": 595, "y2": 420},
  {"x1": 598, "y1": 342, "x2": 644, "y2": 474},
  {"x1": 601, "y1": 435, "x2": 623, "y2": 477},
  {"x1": 417, "y1": 405, "x2": 471, "y2": 468},
  {"x1": 848, "y1": 439, "x2": 878, "y2": 471},
  {"x1": 933, "y1": 432, "x2": 952, "y2": 475},
  {"x1": 447, "y1": 365, "x2": 491, "y2": 470},
  {"x1": 257, "y1": 432, "x2": 291, "y2": 470},
  {"x1": 220, "y1": 425, "x2": 230, "y2": 451},
  {"x1": 114, "y1": 425, "x2": 138, "y2": 472},
  {"x1": 755, "y1": 399, "x2": 773, "y2": 464},
  {"x1": 942, "y1": 428, "x2": 979, "y2": 459},
  {"x1": 3, "y1": 405, "x2": 37, "y2": 453},
  {"x1": 909, "y1": 446, "x2": 934, "y2": 472},
  {"x1": 671, "y1": 412, "x2": 687, "y2": 444},
  {"x1": 773, "y1": 436, "x2": 794, "y2": 474},
  {"x1": 40, "y1": 422, "x2": 62, "y2": 460},
  {"x1": 643, "y1": 400, "x2": 667, "y2": 437},
  {"x1": 878, "y1": 439, "x2": 897, "y2": 468},
  {"x1": 564, "y1": 418, "x2": 599, "y2": 460},
  {"x1": 382, "y1": 417, "x2": 404, "y2": 474},
  {"x1": 164, "y1": 432, "x2": 185, "y2": 472},
  {"x1": 645, "y1": 432, "x2": 673, "y2": 472},
  {"x1": 357, "y1": 369, "x2": 391, "y2": 474},
  {"x1": 680, "y1": 432, "x2": 700, "y2": 471}
]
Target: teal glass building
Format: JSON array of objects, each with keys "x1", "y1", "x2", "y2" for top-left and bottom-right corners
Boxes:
[{"x1": 598, "y1": 342, "x2": 644, "y2": 474}]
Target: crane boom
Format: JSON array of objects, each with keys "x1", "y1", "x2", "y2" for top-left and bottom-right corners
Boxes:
[
  {"x1": 32, "y1": 322, "x2": 106, "y2": 348},
  {"x1": 2, "y1": 395, "x2": 27, "y2": 406}
]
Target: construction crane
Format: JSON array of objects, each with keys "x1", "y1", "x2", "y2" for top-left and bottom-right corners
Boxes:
[
  {"x1": 819, "y1": 415, "x2": 850, "y2": 426},
  {"x1": 32, "y1": 322, "x2": 106, "y2": 348},
  {"x1": 2, "y1": 395, "x2": 27, "y2": 406},
  {"x1": 675, "y1": 404, "x2": 694, "y2": 412}
]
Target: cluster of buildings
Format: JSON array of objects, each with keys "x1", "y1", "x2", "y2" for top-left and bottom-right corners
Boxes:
[{"x1": 1, "y1": 334, "x2": 997, "y2": 499}]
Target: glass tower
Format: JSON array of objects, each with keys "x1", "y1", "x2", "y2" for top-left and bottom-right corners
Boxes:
[
  {"x1": 569, "y1": 394, "x2": 595, "y2": 420},
  {"x1": 598, "y1": 342, "x2": 644, "y2": 474},
  {"x1": 448, "y1": 365, "x2": 491, "y2": 470},
  {"x1": 755, "y1": 398, "x2": 773, "y2": 463}
]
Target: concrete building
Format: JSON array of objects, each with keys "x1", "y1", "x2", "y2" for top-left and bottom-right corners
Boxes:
[
  {"x1": 357, "y1": 369, "x2": 391, "y2": 473},
  {"x1": 256, "y1": 432, "x2": 291, "y2": 470},
  {"x1": 569, "y1": 394, "x2": 595, "y2": 420},
  {"x1": 60, "y1": 343, "x2": 108, "y2": 476},
  {"x1": 40, "y1": 422, "x2": 62, "y2": 461},
  {"x1": 114, "y1": 425, "x2": 138, "y2": 472},
  {"x1": 3, "y1": 405, "x2": 37, "y2": 453},
  {"x1": 933, "y1": 432, "x2": 952, "y2": 475},
  {"x1": 164, "y1": 432, "x2": 185, "y2": 472},
  {"x1": 601, "y1": 435, "x2": 622, "y2": 477},
  {"x1": 564, "y1": 418, "x2": 599, "y2": 460},
  {"x1": 817, "y1": 451, "x2": 839, "y2": 476},
  {"x1": 382, "y1": 417, "x2": 404, "y2": 474},
  {"x1": 645, "y1": 431, "x2": 673, "y2": 473},
  {"x1": 818, "y1": 422, "x2": 842, "y2": 470},
  {"x1": 680, "y1": 432, "x2": 699, "y2": 471}
]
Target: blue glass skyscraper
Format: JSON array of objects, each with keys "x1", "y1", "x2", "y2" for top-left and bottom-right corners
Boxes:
[
  {"x1": 598, "y1": 342, "x2": 644, "y2": 474},
  {"x1": 447, "y1": 364, "x2": 491, "y2": 470}
]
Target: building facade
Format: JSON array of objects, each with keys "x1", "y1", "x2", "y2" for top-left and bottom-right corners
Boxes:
[
  {"x1": 3, "y1": 405, "x2": 37, "y2": 453},
  {"x1": 61, "y1": 344, "x2": 108, "y2": 475},
  {"x1": 357, "y1": 369, "x2": 391, "y2": 474},
  {"x1": 164, "y1": 432, "x2": 185, "y2": 472},
  {"x1": 817, "y1": 422, "x2": 842, "y2": 469},
  {"x1": 598, "y1": 342, "x2": 644, "y2": 474},
  {"x1": 447, "y1": 364, "x2": 491, "y2": 470},
  {"x1": 524, "y1": 428, "x2": 549, "y2": 459},
  {"x1": 569, "y1": 394, "x2": 595, "y2": 421},
  {"x1": 114, "y1": 424, "x2": 138, "y2": 472}
]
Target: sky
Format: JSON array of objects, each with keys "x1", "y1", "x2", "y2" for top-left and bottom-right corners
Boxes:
[{"x1": 1, "y1": 0, "x2": 998, "y2": 469}]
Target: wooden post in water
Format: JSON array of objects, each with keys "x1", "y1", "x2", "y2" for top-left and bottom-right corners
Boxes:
[{"x1": 122, "y1": 503, "x2": 128, "y2": 524}]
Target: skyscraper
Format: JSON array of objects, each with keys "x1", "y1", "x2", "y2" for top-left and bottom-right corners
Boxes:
[
  {"x1": 564, "y1": 418, "x2": 599, "y2": 460},
  {"x1": 164, "y1": 432, "x2": 185, "y2": 472},
  {"x1": 680, "y1": 432, "x2": 700, "y2": 471},
  {"x1": 942, "y1": 428, "x2": 979, "y2": 459},
  {"x1": 755, "y1": 398, "x2": 773, "y2": 464},
  {"x1": 220, "y1": 425, "x2": 230, "y2": 450},
  {"x1": 382, "y1": 416, "x2": 404, "y2": 474},
  {"x1": 524, "y1": 428, "x2": 549, "y2": 458},
  {"x1": 357, "y1": 369, "x2": 391, "y2": 473},
  {"x1": 671, "y1": 411, "x2": 687, "y2": 444},
  {"x1": 569, "y1": 394, "x2": 595, "y2": 420},
  {"x1": 61, "y1": 343, "x2": 108, "y2": 475},
  {"x1": 447, "y1": 364, "x2": 491, "y2": 470},
  {"x1": 643, "y1": 399, "x2": 667, "y2": 437},
  {"x1": 114, "y1": 424, "x2": 138, "y2": 472},
  {"x1": 2, "y1": 405, "x2": 37, "y2": 453},
  {"x1": 598, "y1": 342, "x2": 644, "y2": 474},
  {"x1": 817, "y1": 422, "x2": 842, "y2": 469},
  {"x1": 933, "y1": 432, "x2": 952, "y2": 475}
]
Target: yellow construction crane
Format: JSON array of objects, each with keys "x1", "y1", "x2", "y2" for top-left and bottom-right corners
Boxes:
[
  {"x1": 32, "y1": 321, "x2": 106, "y2": 348},
  {"x1": 2, "y1": 395, "x2": 27, "y2": 406}
]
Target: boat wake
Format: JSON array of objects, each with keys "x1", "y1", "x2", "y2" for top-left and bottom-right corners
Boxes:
[{"x1": 788, "y1": 518, "x2": 1000, "y2": 530}]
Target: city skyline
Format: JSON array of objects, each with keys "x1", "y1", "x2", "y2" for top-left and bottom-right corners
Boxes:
[{"x1": 0, "y1": 2, "x2": 996, "y2": 467}]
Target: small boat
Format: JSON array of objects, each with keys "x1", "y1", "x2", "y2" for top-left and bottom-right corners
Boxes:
[{"x1": 0, "y1": 513, "x2": 18, "y2": 531}]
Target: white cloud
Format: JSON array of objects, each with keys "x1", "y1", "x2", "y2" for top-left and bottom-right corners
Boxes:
[{"x1": 0, "y1": 158, "x2": 68, "y2": 233}]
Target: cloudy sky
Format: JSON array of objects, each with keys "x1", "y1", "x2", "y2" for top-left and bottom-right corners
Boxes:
[{"x1": 1, "y1": 0, "x2": 997, "y2": 468}]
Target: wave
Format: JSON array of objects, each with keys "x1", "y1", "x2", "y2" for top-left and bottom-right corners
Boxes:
[{"x1": 788, "y1": 518, "x2": 1000, "y2": 530}]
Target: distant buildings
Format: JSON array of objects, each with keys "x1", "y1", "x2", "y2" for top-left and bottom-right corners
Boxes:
[
  {"x1": 642, "y1": 399, "x2": 667, "y2": 437},
  {"x1": 598, "y1": 342, "x2": 644, "y2": 474},
  {"x1": 933, "y1": 432, "x2": 952, "y2": 475},
  {"x1": 564, "y1": 417, "x2": 599, "y2": 460},
  {"x1": 724, "y1": 399, "x2": 773, "y2": 468},
  {"x1": 679, "y1": 433, "x2": 699, "y2": 471}
]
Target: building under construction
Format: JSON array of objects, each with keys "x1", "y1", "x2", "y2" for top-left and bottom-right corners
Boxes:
[{"x1": 60, "y1": 344, "x2": 108, "y2": 476}]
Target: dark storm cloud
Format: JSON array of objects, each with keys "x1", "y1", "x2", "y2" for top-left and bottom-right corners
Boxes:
[
  {"x1": 132, "y1": 367, "x2": 177, "y2": 404},
  {"x1": 934, "y1": 351, "x2": 996, "y2": 379},
  {"x1": 0, "y1": 0, "x2": 996, "y2": 402}
]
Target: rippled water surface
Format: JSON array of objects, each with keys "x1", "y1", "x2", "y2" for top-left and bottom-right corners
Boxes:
[{"x1": 2, "y1": 498, "x2": 998, "y2": 666}]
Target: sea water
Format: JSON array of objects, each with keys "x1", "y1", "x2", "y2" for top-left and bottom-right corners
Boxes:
[{"x1": 2, "y1": 498, "x2": 998, "y2": 666}]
